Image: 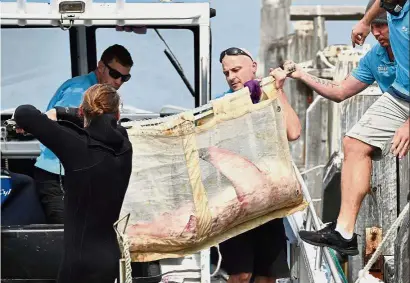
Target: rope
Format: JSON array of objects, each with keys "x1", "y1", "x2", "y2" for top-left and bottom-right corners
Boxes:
[
  {"x1": 210, "y1": 245, "x2": 222, "y2": 278},
  {"x1": 300, "y1": 165, "x2": 326, "y2": 176},
  {"x1": 116, "y1": 232, "x2": 133, "y2": 283},
  {"x1": 317, "y1": 50, "x2": 336, "y2": 69},
  {"x1": 328, "y1": 248, "x2": 349, "y2": 283},
  {"x1": 123, "y1": 234, "x2": 133, "y2": 283},
  {"x1": 354, "y1": 202, "x2": 409, "y2": 283}
]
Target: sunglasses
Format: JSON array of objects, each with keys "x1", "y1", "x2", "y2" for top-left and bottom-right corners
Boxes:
[
  {"x1": 219, "y1": 47, "x2": 253, "y2": 63},
  {"x1": 380, "y1": 0, "x2": 402, "y2": 15},
  {"x1": 104, "y1": 62, "x2": 131, "y2": 82}
]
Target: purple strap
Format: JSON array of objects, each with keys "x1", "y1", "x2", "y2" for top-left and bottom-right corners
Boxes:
[{"x1": 244, "y1": 80, "x2": 261, "y2": 104}]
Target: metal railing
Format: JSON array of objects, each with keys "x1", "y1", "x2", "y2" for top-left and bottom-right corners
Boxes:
[{"x1": 289, "y1": 162, "x2": 345, "y2": 283}]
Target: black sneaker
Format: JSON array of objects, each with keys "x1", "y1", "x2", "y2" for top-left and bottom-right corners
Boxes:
[{"x1": 299, "y1": 221, "x2": 359, "y2": 256}]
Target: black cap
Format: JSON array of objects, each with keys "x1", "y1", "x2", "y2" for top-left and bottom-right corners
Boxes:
[{"x1": 366, "y1": 0, "x2": 388, "y2": 24}]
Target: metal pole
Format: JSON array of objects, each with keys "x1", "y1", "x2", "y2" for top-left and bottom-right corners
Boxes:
[
  {"x1": 315, "y1": 247, "x2": 323, "y2": 270},
  {"x1": 306, "y1": 209, "x2": 313, "y2": 231},
  {"x1": 292, "y1": 162, "x2": 343, "y2": 283},
  {"x1": 119, "y1": 259, "x2": 126, "y2": 283},
  {"x1": 200, "y1": 249, "x2": 211, "y2": 283},
  {"x1": 199, "y1": 24, "x2": 211, "y2": 106}
]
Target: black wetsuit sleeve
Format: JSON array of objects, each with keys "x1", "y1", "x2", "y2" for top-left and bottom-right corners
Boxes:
[
  {"x1": 14, "y1": 105, "x2": 86, "y2": 170},
  {"x1": 55, "y1": 106, "x2": 84, "y2": 128}
]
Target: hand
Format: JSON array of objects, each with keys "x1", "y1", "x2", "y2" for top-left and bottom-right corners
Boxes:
[
  {"x1": 283, "y1": 60, "x2": 302, "y2": 79},
  {"x1": 16, "y1": 128, "x2": 26, "y2": 134},
  {"x1": 45, "y1": 109, "x2": 57, "y2": 121},
  {"x1": 391, "y1": 120, "x2": 410, "y2": 159},
  {"x1": 269, "y1": 67, "x2": 287, "y2": 90},
  {"x1": 351, "y1": 20, "x2": 371, "y2": 47}
]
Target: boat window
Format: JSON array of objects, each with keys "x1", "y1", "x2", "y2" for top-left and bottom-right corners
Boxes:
[
  {"x1": 96, "y1": 28, "x2": 195, "y2": 114},
  {"x1": 1, "y1": 28, "x2": 72, "y2": 111}
]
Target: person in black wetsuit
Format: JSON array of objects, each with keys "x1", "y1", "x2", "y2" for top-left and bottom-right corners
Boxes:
[{"x1": 13, "y1": 84, "x2": 133, "y2": 283}]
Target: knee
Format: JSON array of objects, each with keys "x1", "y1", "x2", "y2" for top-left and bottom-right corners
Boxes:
[
  {"x1": 228, "y1": 273, "x2": 253, "y2": 283},
  {"x1": 9, "y1": 171, "x2": 35, "y2": 189},
  {"x1": 343, "y1": 136, "x2": 373, "y2": 158}
]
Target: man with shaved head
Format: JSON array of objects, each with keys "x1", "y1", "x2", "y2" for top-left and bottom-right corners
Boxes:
[
  {"x1": 210, "y1": 47, "x2": 301, "y2": 283},
  {"x1": 220, "y1": 47, "x2": 258, "y2": 92}
]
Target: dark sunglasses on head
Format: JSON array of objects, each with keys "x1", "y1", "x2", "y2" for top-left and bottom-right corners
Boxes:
[
  {"x1": 104, "y1": 62, "x2": 131, "y2": 82},
  {"x1": 219, "y1": 47, "x2": 253, "y2": 63}
]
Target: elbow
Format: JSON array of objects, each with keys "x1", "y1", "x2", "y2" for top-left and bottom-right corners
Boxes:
[
  {"x1": 287, "y1": 123, "x2": 302, "y2": 141},
  {"x1": 288, "y1": 130, "x2": 301, "y2": 142},
  {"x1": 334, "y1": 90, "x2": 349, "y2": 103}
]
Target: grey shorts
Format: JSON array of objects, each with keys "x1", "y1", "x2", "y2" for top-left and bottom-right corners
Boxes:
[{"x1": 346, "y1": 92, "x2": 409, "y2": 161}]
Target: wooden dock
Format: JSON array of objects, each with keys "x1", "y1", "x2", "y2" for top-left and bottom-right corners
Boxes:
[{"x1": 259, "y1": 1, "x2": 410, "y2": 282}]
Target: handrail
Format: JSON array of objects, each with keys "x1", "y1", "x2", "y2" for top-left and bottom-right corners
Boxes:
[
  {"x1": 292, "y1": 161, "x2": 344, "y2": 283},
  {"x1": 0, "y1": 14, "x2": 201, "y2": 21}
]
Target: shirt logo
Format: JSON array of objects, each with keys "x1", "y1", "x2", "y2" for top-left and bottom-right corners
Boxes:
[
  {"x1": 378, "y1": 65, "x2": 389, "y2": 73},
  {"x1": 402, "y1": 26, "x2": 409, "y2": 34},
  {"x1": 1, "y1": 188, "x2": 11, "y2": 197}
]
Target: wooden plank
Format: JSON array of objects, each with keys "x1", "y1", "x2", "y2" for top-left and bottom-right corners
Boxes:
[
  {"x1": 399, "y1": 155, "x2": 410, "y2": 212},
  {"x1": 259, "y1": 0, "x2": 310, "y2": 167},
  {"x1": 265, "y1": 21, "x2": 325, "y2": 169},
  {"x1": 375, "y1": 155, "x2": 398, "y2": 256},
  {"x1": 396, "y1": 154, "x2": 410, "y2": 283},
  {"x1": 395, "y1": 210, "x2": 409, "y2": 283},
  {"x1": 330, "y1": 54, "x2": 361, "y2": 153},
  {"x1": 384, "y1": 255, "x2": 395, "y2": 283},
  {"x1": 305, "y1": 96, "x2": 329, "y2": 215},
  {"x1": 258, "y1": 0, "x2": 292, "y2": 78},
  {"x1": 290, "y1": 5, "x2": 365, "y2": 21}
]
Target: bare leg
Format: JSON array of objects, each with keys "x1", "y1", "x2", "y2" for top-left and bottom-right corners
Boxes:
[
  {"x1": 254, "y1": 276, "x2": 276, "y2": 283},
  {"x1": 228, "y1": 273, "x2": 253, "y2": 283},
  {"x1": 337, "y1": 136, "x2": 375, "y2": 234}
]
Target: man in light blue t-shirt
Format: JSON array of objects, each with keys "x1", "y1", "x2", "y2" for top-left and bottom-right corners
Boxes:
[
  {"x1": 296, "y1": 0, "x2": 409, "y2": 257},
  {"x1": 34, "y1": 44, "x2": 133, "y2": 223}
]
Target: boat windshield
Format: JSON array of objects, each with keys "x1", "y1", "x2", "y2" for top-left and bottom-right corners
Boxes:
[{"x1": 1, "y1": 26, "x2": 195, "y2": 114}]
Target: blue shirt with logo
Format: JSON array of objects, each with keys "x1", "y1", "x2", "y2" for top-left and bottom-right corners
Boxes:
[
  {"x1": 351, "y1": 43, "x2": 396, "y2": 93},
  {"x1": 387, "y1": 1, "x2": 409, "y2": 101},
  {"x1": 34, "y1": 72, "x2": 98, "y2": 175}
]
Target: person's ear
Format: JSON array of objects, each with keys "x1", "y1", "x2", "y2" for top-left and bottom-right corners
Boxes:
[
  {"x1": 252, "y1": 61, "x2": 258, "y2": 75},
  {"x1": 115, "y1": 111, "x2": 120, "y2": 121},
  {"x1": 97, "y1": 61, "x2": 105, "y2": 73}
]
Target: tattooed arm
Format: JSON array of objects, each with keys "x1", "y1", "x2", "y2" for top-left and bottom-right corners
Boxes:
[{"x1": 284, "y1": 60, "x2": 369, "y2": 103}]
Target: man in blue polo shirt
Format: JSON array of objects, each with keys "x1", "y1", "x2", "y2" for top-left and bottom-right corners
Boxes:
[
  {"x1": 295, "y1": 0, "x2": 409, "y2": 256},
  {"x1": 285, "y1": 6, "x2": 395, "y2": 97},
  {"x1": 34, "y1": 44, "x2": 134, "y2": 223}
]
